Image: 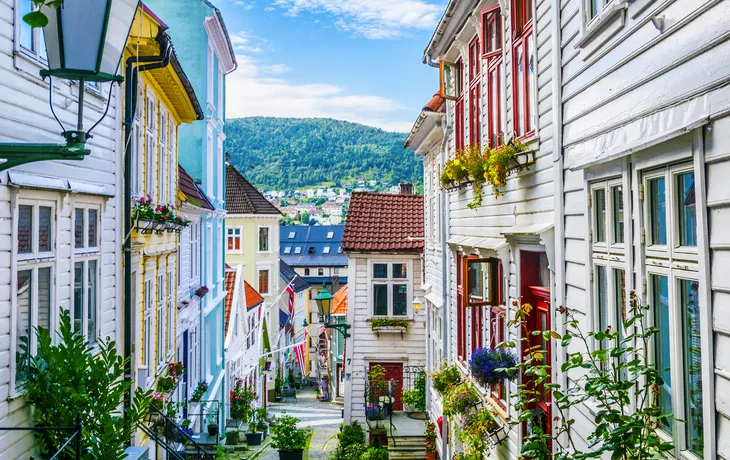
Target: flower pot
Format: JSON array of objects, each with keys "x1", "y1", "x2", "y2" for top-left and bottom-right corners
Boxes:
[
  {"x1": 207, "y1": 424, "x2": 219, "y2": 436},
  {"x1": 278, "y1": 449, "x2": 304, "y2": 460},
  {"x1": 246, "y1": 432, "x2": 263, "y2": 446},
  {"x1": 426, "y1": 451, "x2": 437, "y2": 460}
]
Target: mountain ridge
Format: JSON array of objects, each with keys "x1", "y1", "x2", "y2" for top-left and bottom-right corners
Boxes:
[{"x1": 224, "y1": 117, "x2": 423, "y2": 192}]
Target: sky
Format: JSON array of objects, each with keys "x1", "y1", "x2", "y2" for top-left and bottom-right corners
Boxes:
[{"x1": 215, "y1": 0, "x2": 448, "y2": 133}]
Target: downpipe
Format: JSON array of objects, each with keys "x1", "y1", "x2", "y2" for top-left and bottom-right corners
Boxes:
[{"x1": 122, "y1": 32, "x2": 171, "y2": 426}]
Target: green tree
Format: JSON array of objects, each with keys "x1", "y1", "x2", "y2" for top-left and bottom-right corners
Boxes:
[{"x1": 22, "y1": 309, "x2": 152, "y2": 459}]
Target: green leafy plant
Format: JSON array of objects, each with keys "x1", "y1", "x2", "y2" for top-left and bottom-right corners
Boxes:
[
  {"x1": 431, "y1": 362, "x2": 461, "y2": 397},
  {"x1": 339, "y1": 421, "x2": 366, "y2": 448},
  {"x1": 22, "y1": 309, "x2": 152, "y2": 459},
  {"x1": 371, "y1": 318, "x2": 409, "y2": 328},
  {"x1": 190, "y1": 380, "x2": 208, "y2": 402},
  {"x1": 225, "y1": 429, "x2": 240, "y2": 445},
  {"x1": 424, "y1": 420, "x2": 437, "y2": 452},
  {"x1": 503, "y1": 293, "x2": 676, "y2": 459},
  {"x1": 402, "y1": 372, "x2": 426, "y2": 411},
  {"x1": 368, "y1": 365, "x2": 387, "y2": 404},
  {"x1": 271, "y1": 414, "x2": 309, "y2": 451},
  {"x1": 442, "y1": 382, "x2": 480, "y2": 417},
  {"x1": 458, "y1": 407, "x2": 499, "y2": 455},
  {"x1": 230, "y1": 380, "x2": 258, "y2": 422},
  {"x1": 361, "y1": 447, "x2": 389, "y2": 460}
]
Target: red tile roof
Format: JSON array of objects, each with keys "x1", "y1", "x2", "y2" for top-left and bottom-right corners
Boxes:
[
  {"x1": 424, "y1": 93, "x2": 445, "y2": 112},
  {"x1": 225, "y1": 164, "x2": 281, "y2": 215},
  {"x1": 332, "y1": 285, "x2": 347, "y2": 315},
  {"x1": 245, "y1": 281, "x2": 264, "y2": 311},
  {"x1": 342, "y1": 192, "x2": 424, "y2": 253},
  {"x1": 179, "y1": 164, "x2": 214, "y2": 210},
  {"x1": 224, "y1": 268, "x2": 236, "y2": 337}
]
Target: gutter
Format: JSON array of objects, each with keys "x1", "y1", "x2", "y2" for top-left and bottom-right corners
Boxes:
[
  {"x1": 422, "y1": 0, "x2": 460, "y2": 64},
  {"x1": 123, "y1": 31, "x2": 172, "y2": 420}
]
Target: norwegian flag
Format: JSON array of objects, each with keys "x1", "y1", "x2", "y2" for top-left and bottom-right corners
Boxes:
[
  {"x1": 286, "y1": 283, "x2": 295, "y2": 322},
  {"x1": 293, "y1": 341, "x2": 306, "y2": 374}
]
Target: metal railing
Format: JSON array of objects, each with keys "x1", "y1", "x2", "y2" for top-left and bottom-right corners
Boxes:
[
  {"x1": 0, "y1": 416, "x2": 82, "y2": 460},
  {"x1": 146, "y1": 404, "x2": 213, "y2": 460}
]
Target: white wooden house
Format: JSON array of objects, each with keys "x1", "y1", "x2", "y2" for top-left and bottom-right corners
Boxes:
[
  {"x1": 341, "y1": 186, "x2": 426, "y2": 429},
  {"x1": 0, "y1": 0, "x2": 125, "y2": 457}
]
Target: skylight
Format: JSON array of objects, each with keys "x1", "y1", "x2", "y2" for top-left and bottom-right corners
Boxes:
[
  {"x1": 326, "y1": 232, "x2": 334, "y2": 239},
  {"x1": 288, "y1": 231, "x2": 296, "y2": 238},
  {"x1": 284, "y1": 247, "x2": 291, "y2": 254},
  {"x1": 294, "y1": 247, "x2": 301, "y2": 254},
  {"x1": 323, "y1": 246, "x2": 330, "y2": 254}
]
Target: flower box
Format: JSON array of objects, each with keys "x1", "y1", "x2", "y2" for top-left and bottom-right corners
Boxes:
[
  {"x1": 372, "y1": 325, "x2": 407, "y2": 335},
  {"x1": 136, "y1": 218, "x2": 157, "y2": 234}
]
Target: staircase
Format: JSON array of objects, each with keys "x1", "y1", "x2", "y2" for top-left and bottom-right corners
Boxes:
[{"x1": 387, "y1": 434, "x2": 427, "y2": 460}]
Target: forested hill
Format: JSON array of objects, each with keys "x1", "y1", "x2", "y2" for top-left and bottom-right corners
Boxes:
[{"x1": 225, "y1": 117, "x2": 423, "y2": 192}]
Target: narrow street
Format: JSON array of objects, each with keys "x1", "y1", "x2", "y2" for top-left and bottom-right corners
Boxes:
[{"x1": 261, "y1": 388, "x2": 343, "y2": 460}]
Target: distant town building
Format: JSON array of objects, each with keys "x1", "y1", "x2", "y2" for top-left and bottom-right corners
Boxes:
[{"x1": 280, "y1": 225, "x2": 348, "y2": 294}]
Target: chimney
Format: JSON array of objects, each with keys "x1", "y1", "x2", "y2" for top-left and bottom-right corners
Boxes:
[{"x1": 399, "y1": 182, "x2": 414, "y2": 194}]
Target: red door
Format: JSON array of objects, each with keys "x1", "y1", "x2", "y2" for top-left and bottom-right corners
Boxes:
[{"x1": 371, "y1": 362, "x2": 404, "y2": 411}]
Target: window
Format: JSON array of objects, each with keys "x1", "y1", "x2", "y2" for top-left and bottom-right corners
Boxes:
[
  {"x1": 463, "y1": 257, "x2": 500, "y2": 360},
  {"x1": 284, "y1": 246, "x2": 292, "y2": 254},
  {"x1": 456, "y1": 253, "x2": 466, "y2": 361},
  {"x1": 371, "y1": 263, "x2": 410, "y2": 317},
  {"x1": 258, "y1": 227, "x2": 270, "y2": 252},
  {"x1": 482, "y1": 6, "x2": 503, "y2": 148},
  {"x1": 131, "y1": 108, "x2": 142, "y2": 196},
  {"x1": 308, "y1": 246, "x2": 315, "y2": 255},
  {"x1": 74, "y1": 207, "x2": 99, "y2": 250},
  {"x1": 259, "y1": 269, "x2": 269, "y2": 294},
  {"x1": 157, "y1": 273, "x2": 165, "y2": 369},
  {"x1": 167, "y1": 270, "x2": 174, "y2": 357},
  {"x1": 337, "y1": 246, "x2": 342, "y2": 254},
  {"x1": 327, "y1": 231, "x2": 334, "y2": 239},
  {"x1": 206, "y1": 134, "x2": 213, "y2": 197},
  {"x1": 289, "y1": 231, "x2": 296, "y2": 239},
  {"x1": 511, "y1": 0, "x2": 535, "y2": 139},
  {"x1": 146, "y1": 94, "x2": 157, "y2": 198},
  {"x1": 640, "y1": 163, "x2": 703, "y2": 456},
  {"x1": 190, "y1": 222, "x2": 200, "y2": 281},
  {"x1": 455, "y1": 59, "x2": 465, "y2": 151},
  {"x1": 159, "y1": 109, "x2": 167, "y2": 204},
  {"x1": 14, "y1": 260, "x2": 52, "y2": 393},
  {"x1": 295, "y1": 246, "x2": 302, "y2": 254},
  {"x1": 586, "y1": 0, "x2": 614, "y2": 23},
  {"x1": 318, "y1": 268, "x2": 324, "y2": 276},
  {"x1": 73, "y1": 206, "x2": 100, "y2": 344},
  {"x1": 169, "y1": 123, "x2": 176, "y2": 204},
  {"x1": 18, "y1": 0, "x2": 47, "y2": 61},
  {"x1": 304, "y1": 268, "x2": 310, "y2": 276},
  {"x1": 469, "y1": 35, "x2": 481, "y2": 147},
  {"x1": 334, "y1": 268, "x2": 340, "y2": 275},
  {"x1": 144, "y1": 278, "x2": 153, "y2": 383},
  {"x1": 323, "y1": 246, "x2": 330, "y2": 254},
  {"x1": 227, "y1": 228, "x2": 241, "y2": 251}
]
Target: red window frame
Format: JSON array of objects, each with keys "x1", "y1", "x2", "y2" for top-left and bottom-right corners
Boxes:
[
  {"x1": 482, "y1": 6, "x2": 503, "y2": 148},
  {"x1": 511, "y1": 0, "x2": 535, "y2": 139},
  {"x1": 456, "y1": 253, "x2": 467, "y2": 361},
  {"x1": 488, "y1": 261, "x2": 506, "y2": 404},
  {"x1": 468, "y1": 36, "x2": 481, "y2": 147},
  {"x1": 455, "y1": 59, "x2": 465, "y2": 152}
]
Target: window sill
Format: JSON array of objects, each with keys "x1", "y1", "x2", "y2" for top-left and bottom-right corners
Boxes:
[
  {"x1": 13, "y1": 50, "x2": 51, "y2": 87},
  {"x1": 575, "y1": 1, "x2": 627, "y2": 59}
]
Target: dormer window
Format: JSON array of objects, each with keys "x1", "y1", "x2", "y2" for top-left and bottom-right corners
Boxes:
[
  {"x1": 323, "y1": 246, "x2": 330, "y2": 254},
  {"x1": 289, "y1": 231, "x2": 296, "y2": 238},
  {"x1": 284, "y1": 247, "x2": 291, "y2": 254},
  {"x1": 308, "y1": 246, "x2": 315, "y2": 254},
  {"x1": 327, "y1": 232, "x2": 334, "y2": 239},
  {"x1": 295, "y1": 247, "x2": 302, "y2": 254}
]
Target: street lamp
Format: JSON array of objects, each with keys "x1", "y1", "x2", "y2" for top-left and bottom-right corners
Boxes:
[
  {"x1": 412, "y1": 296, "x2": 424, "y2": 313},
  {"x1": 0, "y1": 0, "x2": 139, "y2": 171},
  {"x1": 315, "y1": 286, "x2": 351, "y2": 338}
]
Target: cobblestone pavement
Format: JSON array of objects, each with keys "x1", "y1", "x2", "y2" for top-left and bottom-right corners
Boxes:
[{"x1": 258, "y1": 388, "x2": 343, "y2": 460}]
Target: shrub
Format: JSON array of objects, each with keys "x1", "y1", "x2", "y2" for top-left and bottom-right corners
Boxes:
[
  {"x1": 469, "y1": 347, "x2": 518, "y2": 386},
  {"x1": 339, "y1": 421, "x2": 366, "y2": 448},
  {"x1": 362, "y1": 447, "x2": 389, "y2": 460},
  {"x1": 431, "y1": 362, "x2": 461, "y2": 396},
  {"x1": 225, "y1": 430, "x2": 240, "y2": 445},
  {"x1": 401, "y1": 372, "x2": 426, "y2": 411},
  {"x1": 271, "y1": 415, "x2": 308, "y2": 451},
  {"x1": 22, "y1": 309, "x2": 152, "y2": 459}
]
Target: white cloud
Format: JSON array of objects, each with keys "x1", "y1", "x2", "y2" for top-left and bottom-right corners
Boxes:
[
  {"x1": 229, "y1": 31, "x2": 264, "y2": 53},
  {"x1": 226, "y1": 54, "x2": 413, "y2": 132},
  {"x1": 233, "y1": 0, "x2": 255, "y2": 9},
  {"x1": 269, "y1": 0, "x2": 443, "y2": 39}
]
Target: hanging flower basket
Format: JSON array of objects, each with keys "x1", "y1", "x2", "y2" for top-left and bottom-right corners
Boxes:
[
  {"x1": 469, "y1": 348, "x2": 518, "y2": 387},
  {"x1": 195, "y1": 286, "x2": 209, "y2": 298}
]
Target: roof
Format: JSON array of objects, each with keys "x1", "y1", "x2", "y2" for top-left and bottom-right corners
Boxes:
[
  {"x1": 280, "y1": 225, "x2": 348, "y2": 267},
  {"x1": 225, "y1": 165, "x2": 282, "y2": 215},
  {"x1": 343, "y1": 192, "x2": 424, "y2": 253},
  {"x1": 179, "y1": 164, "x2": 214, "y2": 210},
  {"x1": 424, "y1": 93, "x2": 445, "y2": 112},
  {"x1": 332, "y1": 285, "x2": 347, "y2": 315},
  {"x1": 244, "y1": 281, "x2": 265, "y2": 311},
  {"x1": 404, "y1": 92, "x2": 445, "y2": 149},
  {"x1": 224, "y1": 268, "x2": 236, "y2": 337},
  {"x1": 279, "y1": 259, "x2": 311, "y2": 293}
]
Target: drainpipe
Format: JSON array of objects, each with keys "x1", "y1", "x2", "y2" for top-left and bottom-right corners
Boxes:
[
  {"x1": 549, "y1": 0, "x2": 566, "y2": 451},
  {"x1": 123, "y1": 32, "x2": 171, "y2": 418},
  {"x1": 439, "y1": 89, "x2": 452, "y2": 460}
]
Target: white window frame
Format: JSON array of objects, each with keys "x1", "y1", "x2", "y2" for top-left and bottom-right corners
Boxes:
[
  {"x1": 12, "y1": 198, "x2": 56, "y2": 396},
  {"x1": 131, "y1": 113, "x2": 142, "y2": 197},
  {"x1": 143, "y1": 277, "x2": 154, "y2": 387},
  {"x1": 206, "y1": 132, "x2": 214, "y2": 197},
  {"x1": 157, "y1": 271, "x2": 166, "y2": 372},
  {"x1": 284, "y1": 247, "x2": 292, "y2": 254},
  {"x1": 323, "y1": 246, "x2": 330, "y2": 254},
  {"x1": 207, "y1": 44, "x2": 215, "y2": 109},
  {"x1": 288, "y1": 231, "x2": 296, "y2": 239},
  {"x1": 217, "y1": 137, "x2": 224, "y2": 200},
  {"x1": 217, "y1": 66, "x2": 224, "y2": 121},
  {"x1": 227, "y1": 227, "x2": 242, "y2": 253},
  {"x1": 15, "y1": 0, "x2": 47, "y2": 63},
  {"x1": 168, "y1": 121, "x2": 176, "y2": 204},
  {"x1": 190, "y1": 222, "x2": 200, "y2": 282},
  {"x1": 369, "y1": 261, "x2": 412, "y2": 318},
  {"x1": 146, "y1": 92, "x2": 157, "y2": 199},
  {"x1": 584, "y1": 0, "x2": 616, "y2": 25},
  {"x1": 72, "y1": 205, "x2": 101, "y2": 345},
  {"x1": 258, "y1": 226, "x2": 271, "y2": 253},
  {"x1": 294, "y1": 246, "x2": 301, "y2": 254},
  {"x1": 159, "y1": 107, "x2": 168, "y2": 205},
  {"x1": 167, "y1": 267, "x2": 175, "y2": 359},
  {"x1": 326, "y1": 232, "x2": 334, "y2": 239}
]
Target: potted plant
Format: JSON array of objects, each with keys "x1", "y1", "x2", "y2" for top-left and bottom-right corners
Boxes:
[
  {"x1": 458, "y1": 407, "x2": 500, "y2": 452},
  {"x1": 225, "y1": 429, "x2": 240, "y2": 446},
  {"x1": 271, "y1": 414, "x2": 308, "y2": 460},
  {"x1": 246, "y1": 408, "x2": 264, "y2": 446},
  {"x1": 469, "y1": 347, "x2": 518, "y2": 387},
  {"x1": 255, "y1": 407, "x2": 269, "y2": 439},
  {"x1": 442, "y1": 383, "x2": 480, "y2": 417},
  {"x1": 206, "y1": 412, "x2": 219, "y2": 437},
  {"x1": 431, "y1": 362, "x2": 461, "y2": 397},
  {"x1": 402, "y1": 372, "x2": 426, "y2": 413},
  {"x1": 425, "y1": 420, "x2": 437, "y2": 460}
]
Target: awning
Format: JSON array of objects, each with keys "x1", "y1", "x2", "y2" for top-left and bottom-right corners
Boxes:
[
  {"x1": 425, "y1": 291, "x2": 443, "y2": 308},
  {"x1": 8, "y1": 171, "x2": 112, "y2": 196},
  {"x1": 566, "y1": 95, "x2": 709, "y2": 170},
  {"x1": 500, "y1": 223, "x2": 554, "y2": 237},
  {"x1": 446, "y1": 236, "x2": 507, "y2": 251}
]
